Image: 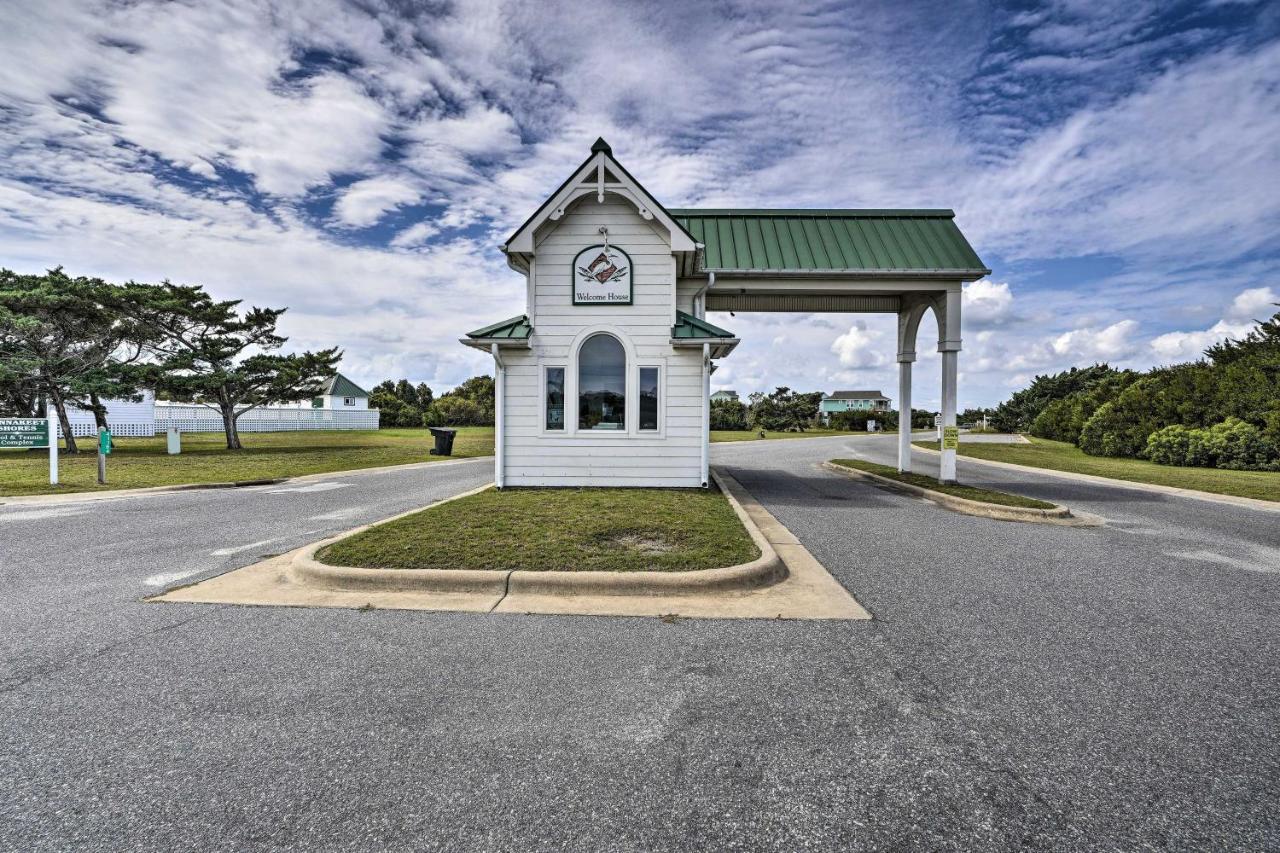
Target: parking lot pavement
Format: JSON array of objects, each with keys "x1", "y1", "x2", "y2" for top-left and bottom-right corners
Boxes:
[{"x1": 1, "y1": 437, "x2": 1277, "y2": 851}]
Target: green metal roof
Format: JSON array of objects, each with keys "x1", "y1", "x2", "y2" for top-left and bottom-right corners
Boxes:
[
  {"x1": 324, "y1": 373, "x2": 368, "y2": 398},
  {"x1": 466, "y1": 315, "x2": 533, "y2": 340},
  {"x1": 672, "y1": 310, "x2": 736, "y2": 340},
  {"x1": 669, "y1": 209, "x2": 989, "y2": 277}
]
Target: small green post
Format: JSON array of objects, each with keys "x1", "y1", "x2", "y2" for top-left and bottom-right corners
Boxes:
[{"x1": 97, "y1": 427, "x2": 112, "y2": 484}]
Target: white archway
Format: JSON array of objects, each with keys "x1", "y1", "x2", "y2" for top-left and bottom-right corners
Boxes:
[{"x1": 896, "y1": 290, "x2": 962, "y2": 483}]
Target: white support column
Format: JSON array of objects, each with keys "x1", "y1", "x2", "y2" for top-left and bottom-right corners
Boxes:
[
  {"x1": 938, "y1": 286, "x2": 962, "y2": 485},
  {"x1": 491, "y1": 344, "x2": 505, "y2": 489},
  {"x1": 940, "y1": 350, "x2": 958, "y2": 484},
  {"x1": 897, "y1": 357, "x2": 913, "y2": 473}
]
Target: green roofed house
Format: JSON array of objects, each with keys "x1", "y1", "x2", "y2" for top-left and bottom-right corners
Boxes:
[
  {"x1": 311, "y1": 373, "x2": 370, "y2": 411},
  {"x1": 819, "y1": 391, "x2": 892, "y2": 423},
  {"x1": 463, "y1": 138, "x2": 987, "y2": 487}
]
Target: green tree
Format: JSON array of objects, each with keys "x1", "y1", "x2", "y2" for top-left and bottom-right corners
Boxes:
[
  {"x1": 425, "y1": 375, "x2": 495, "y2": 426},
  {"x1": 710, "y1": 397, "x2": 749, "y2": 430},
  {"x1": 747, "y1": 387, "x2": 824, "y2": 432},
  {"x1": 0, "y1": 268, "x2": 145, "y2": 453},
  {"x1": 415, "y1": 382, "x2": 434, "y2": 411},
  {"x1": 125, "y1": 281, "x2": 339, "y2": 450}
]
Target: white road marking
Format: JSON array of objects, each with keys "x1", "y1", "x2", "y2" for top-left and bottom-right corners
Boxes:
[
  {"x1": 265, "y1": 482, "x2": 353, "y2": 494},
  {"x1": 210, "y1": 538, "x2": 277, "y2": 557},
  {"x1": 308, "y1": 507, "x2": 366, "y2": 521},
  {"x1": 144, "y1": 568, "x2": 205, "y2": 587},
  {"x1": 0, "y1": 506, "x2": 89, "y2": 522},
  {"x1": 1169, "y1": 547, "x2": 1280, "y2": 574}
]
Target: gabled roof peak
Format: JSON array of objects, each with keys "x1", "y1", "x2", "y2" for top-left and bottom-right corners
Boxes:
[{"x1": 591, "y1": 137, "x2": 612, "y2": 155}]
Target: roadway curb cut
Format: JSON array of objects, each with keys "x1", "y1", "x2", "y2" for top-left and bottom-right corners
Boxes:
[
  {"x1": 290, "y1": 468, "x2": 786, "y2": 597},
  {"x1": 912, "y1": 443, "x2": 1280, "y2": 514},
  {"x1": 822, "y1": 461, "x2": 1081, "y2": 525}
]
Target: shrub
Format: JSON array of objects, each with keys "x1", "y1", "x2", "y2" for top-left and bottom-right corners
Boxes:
[
  {"x1": 1144, "y1": 424, "x2": 1193, "y2": 466},
  {"x1": 1029, "y1": 398, "x2": 1081, "y2": 443},
  {"x1": 1146, "y1": 418, "x2": 1279, "y2": 470}
]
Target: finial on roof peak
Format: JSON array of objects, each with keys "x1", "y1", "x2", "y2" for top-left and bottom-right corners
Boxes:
[{"x1": 591, "y1": 137, "x2": 612, "y2": 155}]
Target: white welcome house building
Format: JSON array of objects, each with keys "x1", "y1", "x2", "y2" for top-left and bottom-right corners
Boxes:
[{"x1": 464, "y1": 139, "x2": 988, "y2": 488}]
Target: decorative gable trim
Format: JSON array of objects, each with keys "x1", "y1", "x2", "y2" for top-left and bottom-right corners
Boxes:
[{"x1": 503, "y1": 138, "x2": 697, "y2": 255}]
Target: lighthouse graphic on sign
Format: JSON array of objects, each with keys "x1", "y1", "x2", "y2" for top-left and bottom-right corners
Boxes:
[{"x1": 572, "y1": 244, "x2": 632, "y2": 305}]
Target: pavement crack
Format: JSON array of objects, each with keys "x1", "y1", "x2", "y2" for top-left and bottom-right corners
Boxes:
[{"x1": 0, "y1": 606, "x2": 226, "y2": 696}]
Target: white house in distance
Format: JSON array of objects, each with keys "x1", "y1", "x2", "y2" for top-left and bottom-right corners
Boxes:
[
  {"x1": 463, "y1": 138, "x2": 987, "y2": 487},
  {"x1": 311, "y1": 373, "x2": 369, "y2": 410},
  {"x1": 710, "y1": 390, "x2": 740, "y2": 403}
]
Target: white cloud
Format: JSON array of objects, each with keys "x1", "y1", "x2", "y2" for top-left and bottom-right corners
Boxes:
[
  {"x1": 1149, "y1": 286, "x2": 1276, "y2": 362},
  {"x1": 334, "y1": 177, "x2": 422, "y2": 228},
  {"x1": 962, "y1": 279, "x2": 1014, "y2": 327},
  {"x1": 831, "y1": 320, "x2": 890, "y2": 369}
]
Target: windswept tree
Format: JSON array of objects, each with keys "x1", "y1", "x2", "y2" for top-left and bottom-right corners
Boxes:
[
  {"x1": 126, "y1": 282, "x2": 339, "y2": 450},
  {"x1": 0, "y1": 268, "x2": 146, "y2": 453},
  {"x1": 747, "y1": 387, "x2": 824, "y2": 432}
]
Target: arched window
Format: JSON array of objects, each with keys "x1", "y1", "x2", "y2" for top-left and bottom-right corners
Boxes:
[{"x1": 578, "y1": 333, "x2": 626, "y2": 430}]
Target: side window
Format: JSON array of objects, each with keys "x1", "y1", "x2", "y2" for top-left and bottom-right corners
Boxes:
[
  {"x1": 344, "y1": 397, "x2": 356, "y2": 407},
  {"x1": 639, "y1": 367, "x2": 659, "y2": 431},
  {"x1": 545, "y1": 366, "x2": 565, "y2": 430}
]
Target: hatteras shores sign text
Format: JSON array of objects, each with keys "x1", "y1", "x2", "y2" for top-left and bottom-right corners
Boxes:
[{"x1": 572, "y1": 244, "x2": 632, "y2": 305}]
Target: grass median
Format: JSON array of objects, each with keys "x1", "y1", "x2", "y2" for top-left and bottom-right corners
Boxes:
[
  {"x1": 829, "y1": 458, "x2": 1057, "y2": 509},
  {"x1": 913, "y1": 437, "x2": 1280, "y2": 503},
  {"x1": 0, "y1": 427, "x2": 494, "y2": 497},
  {"x1": 317, "y1": 485, "x2": 760, "y2": 572}
]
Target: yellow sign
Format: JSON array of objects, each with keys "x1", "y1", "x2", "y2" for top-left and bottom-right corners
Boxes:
[{"x1": 942, "y1": 426, "x2": 959, "y2": 450}]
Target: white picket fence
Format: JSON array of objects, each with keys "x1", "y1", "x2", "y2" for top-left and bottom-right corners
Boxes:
[{"x1": 154, "y1": 404, "x2": 379, "y2": 433}]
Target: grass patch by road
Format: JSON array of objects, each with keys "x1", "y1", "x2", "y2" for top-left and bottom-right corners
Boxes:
[
  {"x1": 913, "y1": 436, "x2": 1280, "y2": 503},
  {"x1": 0, "y1": 428, "x2": 494, "y2": 497},
  {"x1": 712, "y1": 429, "x2": 859, "y2": 443},
  {"x1": 829, "y1": 458, "x2": 1057, "y2": 509},
  {"x1": 317, "y1": 485, "x2": 760, "y2": 572}
]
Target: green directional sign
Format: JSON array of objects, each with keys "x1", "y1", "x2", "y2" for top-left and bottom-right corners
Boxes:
[{"x1": 0, "y1": 418, "x2": 50, "y2": 449}]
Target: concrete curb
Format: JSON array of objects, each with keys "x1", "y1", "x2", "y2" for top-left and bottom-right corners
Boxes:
[
  {"x1": 0, "y1": 455, "x2": 493, "y2": 507},
  {"x1": 822, "y1": 460, "x2": 1080, "y2": 525},
  {"x1": 290, "y1": 468, "x2": 787, "y2": 597},
  {"x1": 912, "y1": 443, "x2": 1280, "y2": 514}
]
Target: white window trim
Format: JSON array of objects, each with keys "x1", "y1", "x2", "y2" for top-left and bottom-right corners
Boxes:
[
  {"x1": 539, "y1": 362, "x2": 568, "y2": 435},
  {"x1": 566, "y1": 326, "x2": 638, "y2": 439},
  {"x1": 636, "y1": 362, "x2": 665, "y2": 436}
]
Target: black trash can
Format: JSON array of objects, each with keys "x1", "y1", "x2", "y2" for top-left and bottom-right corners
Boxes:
[{"x1": 428, "y1": 426, "x2": 457, "y2": 456}]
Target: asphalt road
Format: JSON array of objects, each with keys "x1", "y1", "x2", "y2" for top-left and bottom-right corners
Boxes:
[{"x1": 1, "y1": 437, "x2": 1277, "y2": 851}]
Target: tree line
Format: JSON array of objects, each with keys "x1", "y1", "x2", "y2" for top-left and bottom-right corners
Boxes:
[
  {"x1": 369, "y1": 375, "x2": 495, "y2": 428},
  {"x1": 0, "y1": 268, "x2": 338, "y2": 453},
  {"x1": 710, "y1": 387, "x2": 936, "y2": 432},
  {"x1": 990, "y1": 305, "x2": 1280, "y2": 471}
]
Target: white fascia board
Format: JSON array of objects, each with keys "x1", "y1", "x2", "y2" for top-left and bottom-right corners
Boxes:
[
  {"x1": 459, "y1": 337, "x2": 531, "y2": 352},
  {"x1": 506, "y1": 152, "x2": 696, "y2": 254}
]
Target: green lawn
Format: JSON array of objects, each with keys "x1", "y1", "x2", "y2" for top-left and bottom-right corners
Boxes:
[
  {"x1": 913, "y1": 436, "x2": 1280, "y2": 503},
  {"x1": 317, "y1": 485, "x2": 760, "y2": 572},
  {"x1": 829, "y1": 458, "x2": 1058, "y2": 509},
  {"x1": 0, "y1": 428, "x2": 494, "y2": 497},
  {"x1": 712, "y1": 428, "x2": 859, "y2": 442},
  {"x1": 1, "y1": 424, "x2": 866, "y2": 499}
]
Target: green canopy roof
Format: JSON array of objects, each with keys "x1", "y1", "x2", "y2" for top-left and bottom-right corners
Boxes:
[
  {"x1": 672, "y1": 310, "x2": 735, "y2": 340},
  {"x1": 466, "y1": 315, "x2": 533, "y2": 340},
  {"x1": 670, "y1": 209, "x2": 989, "y2": 277}
]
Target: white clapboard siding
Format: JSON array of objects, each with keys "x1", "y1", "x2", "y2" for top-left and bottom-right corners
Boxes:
[{"x1": 505, "y1": 193, "x2": 704, "y2": 487}]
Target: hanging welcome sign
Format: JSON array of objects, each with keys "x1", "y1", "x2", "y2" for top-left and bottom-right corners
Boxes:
[{"x1": 572, "y1": 236, "x2": 632, "y2": 305}]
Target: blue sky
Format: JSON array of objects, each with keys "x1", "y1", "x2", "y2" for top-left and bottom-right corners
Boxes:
[{"x1": 1, "y1": 0, "x2": 1277, "y2": 409}]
